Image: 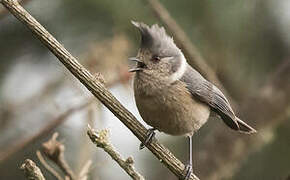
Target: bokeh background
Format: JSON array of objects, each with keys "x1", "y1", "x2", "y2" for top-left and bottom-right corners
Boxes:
[{"x1": 0, "y1": 0, "x2": 289, "y2": 180}]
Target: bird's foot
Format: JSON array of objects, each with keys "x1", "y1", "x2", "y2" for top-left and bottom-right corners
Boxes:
[
  {"x1": 139, "y1": 128, "x2": 155, "y2": 150},
  {"x1": 182, "y1": 164, "x2": 192, "y2": 180}
]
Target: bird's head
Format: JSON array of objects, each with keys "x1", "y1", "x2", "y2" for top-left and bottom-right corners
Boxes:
[{"x1": 130, "y1": 21, "x2": 186, "y2": 82}]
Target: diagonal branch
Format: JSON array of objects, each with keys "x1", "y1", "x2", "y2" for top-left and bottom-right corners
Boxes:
[
  {"x1": 0, "y1": 0, "x2": 29, "y2": 19},
  {"x1": 0, "y1": 0, "x2": 199, "y2": 179}
]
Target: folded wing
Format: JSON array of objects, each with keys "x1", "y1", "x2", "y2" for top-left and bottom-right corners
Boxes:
[{"x1": 180, "y1": 65, "x2": 256, "y2": 134}]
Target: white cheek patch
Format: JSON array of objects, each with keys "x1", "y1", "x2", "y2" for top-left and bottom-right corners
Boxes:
[{"x1": 168, "y1": 54, "x2": 187, "y2": 83}]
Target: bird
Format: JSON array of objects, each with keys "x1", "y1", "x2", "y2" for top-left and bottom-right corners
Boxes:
[{"x1": 129, "y1": 21, "x2": 256, "y2": 179}]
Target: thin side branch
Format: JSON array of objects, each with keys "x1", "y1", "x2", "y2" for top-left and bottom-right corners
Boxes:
[
  {"x1": 87, "y1": 126, "x2": 144, "y2": 180},
  {"x1": 36, "y1": 151, "x2": 64, "y2": 180},
  {"x1": 78, "y1": 160, "x2": 92, "y2": 180},
  {"x1": 20, "y1": 159, "x2": 46, "y2": 180},
  {"x1": 42, "y1": 133, "x2": 75, "y2": 180},
  {"x1": 0, "y1": 0, "x2": 199, "y2": 179}
]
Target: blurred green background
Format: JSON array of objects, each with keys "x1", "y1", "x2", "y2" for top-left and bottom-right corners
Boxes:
[{"x1": 0, "y1": 0, "x2": 289, "y2": 179}]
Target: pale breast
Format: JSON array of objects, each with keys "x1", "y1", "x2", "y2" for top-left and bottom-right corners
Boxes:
[{"x1": 134, "y1": 74, "x2": 210, "y2": 136}]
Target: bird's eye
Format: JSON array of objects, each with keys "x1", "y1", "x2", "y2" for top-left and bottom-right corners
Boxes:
[{"x1": 151, "y1": 55, "x2": 160, "y2": 62}]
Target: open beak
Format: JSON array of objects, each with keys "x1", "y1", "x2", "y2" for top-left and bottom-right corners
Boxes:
[{"x1": 128, "y1": 57, "x2": 146, "y2": 72}]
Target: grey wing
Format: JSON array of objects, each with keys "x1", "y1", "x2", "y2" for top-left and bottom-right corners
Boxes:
[{"x1": 180, "y1": 65, "x2": 239, "y2": 130}]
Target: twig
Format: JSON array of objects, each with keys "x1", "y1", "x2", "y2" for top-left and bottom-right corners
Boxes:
[
  {"x1": 78, "y1": 160, "x2": 92, "y2": 180},
  {"x1": 0, "y1": 1, "x2": 199, "y2": 179},
  {"x1": 20, "y1": 159, "x2": 46, "y2": 180},
  {"x1": 42, "y1": 132, "x2": 76, "y2": 180},
  {"x1": 0, "y1": 100, "x2": 91, "y2": 163},
  {"x1": 144, "y1": 0, "x2": 233, "y2": 104},
  {"x1": 76, "y1": 103, "x2": 95, "y2": 177},
  {"x1": 87, "y1": 126, "x2": 144, "y2": 180},
  {"x1": 39, "y1": 138, "x2": 93, "y2": 180},
  {"x1": 36, "y1": 150, "x2": 64, "y2": 180}
]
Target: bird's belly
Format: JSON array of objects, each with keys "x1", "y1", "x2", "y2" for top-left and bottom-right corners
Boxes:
[{"x1": 134, "y1": 81, "x2": 210, "y2": 136}]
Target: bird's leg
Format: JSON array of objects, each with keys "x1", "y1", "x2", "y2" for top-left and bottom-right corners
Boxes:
[
  {"x1": 139, "y1": 128, "x2": 156, "y2": 150},
  {"x1": 183, "y1": 135, "x2": 193, "y2": 180}
]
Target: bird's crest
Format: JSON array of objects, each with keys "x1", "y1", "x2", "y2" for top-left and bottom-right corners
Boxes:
[{"x1": 131, "y1": 21, "x2": 180, "y2": 56}]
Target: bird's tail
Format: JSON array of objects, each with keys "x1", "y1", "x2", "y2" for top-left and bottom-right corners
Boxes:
[{"x1": 235, "y1": 117, "x2": 257, "y2": 134}]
